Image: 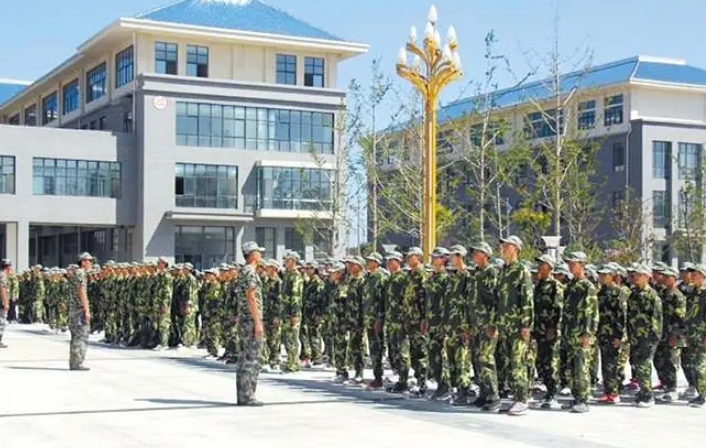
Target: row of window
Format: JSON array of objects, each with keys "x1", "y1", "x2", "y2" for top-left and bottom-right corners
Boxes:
[
  {"x1": 256, "y1": 166, "x2": 334, "y2": 211},
  {"x1": 523, "y1": 94, "x2": 624, "y2": 139},
  {"x1": 255, "y1": 226, "x2": 330, "y2": 260},
  {"x1": 176, "y1": 102, "x2": 335, "y2": 154},
  {"x1": 175, "y1": 163, "x2": 238, "y2": 209},
  {"x1": 33, "y1": 158, "x2": 122, "y2": 198},
  {"x1": 652, "y1": 141, "x2": 702, "y2": 180}
]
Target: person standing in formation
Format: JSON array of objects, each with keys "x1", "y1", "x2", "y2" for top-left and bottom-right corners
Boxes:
[
  {"x1": 69, "y1": 252, "x2": 94, "y2": 371},
  {"x1": 0, "y1": 259, "x2": 11, "y2": 348}
]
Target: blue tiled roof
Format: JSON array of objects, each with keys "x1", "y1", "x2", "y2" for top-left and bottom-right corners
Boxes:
[
  {"x1": 0, "y1": 80, "x2": 30, "y2": 106},
  {"x1": 439, "y1": 56, "x2": 706, "y2": 122},
  {"x1": 135, "y1": 0, "x2": 344, "y2": 42}
]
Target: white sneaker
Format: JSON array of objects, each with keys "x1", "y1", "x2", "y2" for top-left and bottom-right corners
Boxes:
[
  {"x1": 662, "y1": 391, "x2": 676, "y2": 402},
  {"x1": 508, "y1": 401, "x2": 529, "y2": 416},
  {"x1": 559, "y1": 387, "x2": 572, "y2": 396},
  {"x1": 637, "y1": 398, "x2": 655, "y2": 408},
  {"x1": 684, "y1": 387, "x2": 697, "y2": 399}
]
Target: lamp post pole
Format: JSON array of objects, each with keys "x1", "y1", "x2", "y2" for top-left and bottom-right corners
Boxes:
[{"x1": 396, "y1": 5, "x2": 462, "y2": 259}]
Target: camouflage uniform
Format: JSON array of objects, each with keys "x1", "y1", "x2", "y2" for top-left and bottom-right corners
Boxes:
[
  {"x1": 223, "y1": 272, "x2": 240, "y2": 362},
  {"x1": 281, "y1": 268, "x2": 304, "y2": 371},
  {"x1": 563, "y1": 275, "x2": 599, "y2": 403},
  {"x1": 425, "y1": 267, "x2": 449, "y2": 391},
  {"x1": 262, "y1": 272, "x2": 283, "y2": 368},
  {"x1": 533, "y1": 275, "x2": 564, "y2": 398},
  {"x1": 321, "y1": 276, "x2": 339, "y2": 364},
  {"x1": 0, "y1": 271, "x2": 8, "y2": 345},
  {"x1": 302, "y1": 273, "x2": 325, "y2": 364},
  {"x1": 684, "y1": 283, "x2": 706, "y2": 400},
  {"x1": 626, "y1": 283, "x2": 663, "y2": 401},
  {"x1": 235, "y1": 262, "x2": 264, "y2": 404},
  {"x1": 496, "y1": 260, "x2": 534, "y2": 403},
  {"x1": 653, "y1": 284, "x2": 685, "y2": 393},
  {"x1": 69, "y1": 267, "x2": 90, "y2": 369},
  {"x1": 363, "y1": 267, "x2": 387, "y2": 382},
  {"x1": 403, "y1": 265, "x2": 429, "y2": 389},
  {"x1": 202, "y1": 276, "x2": 224, "y2": 357},
  {"x1": 154, "y1": 269, "x2": 173, "y2": 348},
  {"x1": 385, "y1": 268, "x2": 407, "y2": 382},
  {"x1": 179, "y1": 271, "x2": 200, "y2": 347},
  {"x1": 597, "y1": 282, "x2": 627, "y2": 396},
  {"x1": 471, "y1": 263, "x2": 499, "y2": 401},
  {"x1": 335, "y1": 270, "x2": 365, "y2": 378}
]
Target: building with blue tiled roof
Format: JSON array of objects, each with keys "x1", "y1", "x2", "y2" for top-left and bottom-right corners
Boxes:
[
  {"x1": 0, "y1": 0, "x2": 368, "y2": 269},
  {"x1": 378, "y1": 55, "x2": 706, "y2": 263}
]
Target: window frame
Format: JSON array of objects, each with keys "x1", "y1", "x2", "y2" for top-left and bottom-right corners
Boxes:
[
  {"x1": 577, "y1": 100, "x2": 596, "y2": 130},
  {"x1": 0, "y1": 156, "x2": 16, "y2": 195},
  {"x1": 86, "y1": 62, "x2": 107, "y2": 103},
  {"x1": 32, "y1": 157, "x2": 121, "y2": 198},
  {"x1": 41, "y1": 91, "x2": 58, "y2": 125},
  {"x1": 115, "y1": 46, "x2": 135, "y2": 88},
  {"x1": 652, "y1": 190, "x2": 670, "y2": 228},
  {"x1": 612, "y1": 141, "x2": 625, "y2": 172},
  {"x1": 652, "y1": 141, "x2": 671, "y2": 179},
  {"x1": 604, "y1": 94, "x2": 624, "y2": 126},
  {"x1": 175, "y1": 162, "x2": 238, "y2": 209},
  {"x1": 276, "y1": 54, "x2": 297, "y2": 85},
  {"x1": 24, "y1": 104, "x2": 37, "y2": 126},
  {"x1": 678, "y1": 142, "x2": 701, "y2": 181},
  {"x1": 186, "y1": 45, "x2": 209, "y2": 78},
  {"x1": 304, "y1": 56, "x2": 325, "y2": 88},
  {"x1": 155, "y1": 42, "x2": 178, "y2": 75},
  {"x1": 62, "y1": 79, "x2": 80, "y2": 115}
]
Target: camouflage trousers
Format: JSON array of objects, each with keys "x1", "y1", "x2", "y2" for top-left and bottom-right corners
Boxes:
[
  {"x1": 589, "y1": 343, "x2": 599, "y2": 386},
  {"x1": 236, "y1": 322, "x2": 264, "y2": 404},
  {"x1": 565, "y1": 342, "x2": 591, "y2": 402},
  {"x1": 477, "y1": 330, "x2": 499, "y2": 401},
  {"x1": 499, "y1": 333, "x2": 532, "y2": 402},
  {"x1": 264, "y1": 322, "x2": 281, "y2": 367},
  {"x1": 630, "y1": 341, "x2": 657, "y2": 396},
  {"x1": 0, "y1": 310, "x2": 6, "y2": 343},
  {"x1": 322, "y1": 317, "x2": 335, "y2": 363},
  {"x1": 535, "y1": 335, "x2": 561, "y2": 396},
  {"x1": 653, "y1": 343, "x2": 681, "y2": 391},
  {"x1": 103, "y1": 311, "x2": 118, "y2": 343},
  {"x1": 496, "y1": 335, "x2": 510, "y2": 391},
  {"x1": 406, "y1": 325, "x2": 428, "y2": 385},
  {"x1": 334, "y1": 328, "x2": 364, "y2": 375},
  {"x1": 282, "y1": 319, "x2": 301, "y2": 371},
  {"x1": 366, "y1": 325, "x2": 385, "y2": 381},
  {"x1": 686, "y1": 346, "x2": 706, "y2": 397},
  {"x1": 428, "y1": 328, "x2": 448, "y2": 388},
  {"x1": 443, "y1": 331, "x2": 469, "y2": 390},
  {"x1": 469, "y1": 331, "x2": 481, "y2": 381},
  {"x1": 33, "y1": 298, "x2": 45, "y2": 324},
  {"x1": 223, "y1": 318, "x2": 240, "y2": 361},
  {"x1": 598, "y1": 339, "x2": 622, "y2": 395},
  {"x1": 301, "y1": 320, "x2": 323, "y2": 363},
  {"x1": 619, "y1": 340, "x2": 631, "y2": 382},
  {"x1": 179, "y1": 310, "x2": 199, "y2": 347},
  {"x1": 154, "y1": 311, "x2": 171, "y2": 348},
  {"x1": 559, "y1": 340, "x2": 569, "y2": 387},
  {"x1": 682, "y1": 346, "x2": 697, "y2": 388},
  {"x1": 203, "y1": 316, "x2": 223, "y2": 357},
  {"x1": 69, "y1": 311, "x2": 89, "y2": 369}
]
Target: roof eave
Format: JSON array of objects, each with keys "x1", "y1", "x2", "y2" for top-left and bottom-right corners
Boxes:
[
  {"x1": 630, "y1": 79, "x2": 706, "y2": 92},
  {"x1": 77, "y1": 20, "x2": 123, "y2": 53},
  {"x1": 120, "y1": 18, "x2": 369, "y2": 58}
]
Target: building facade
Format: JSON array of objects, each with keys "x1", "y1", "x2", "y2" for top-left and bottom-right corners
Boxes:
[
  {"x1": 377, "y1": 56, "x2": 706, "y2": 264},
  {"x1": 0, "y1": 0, "x2": 367, "y2": 270}
]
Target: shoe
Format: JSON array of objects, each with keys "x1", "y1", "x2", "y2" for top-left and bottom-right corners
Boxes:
[
  {"x1": 353, "y1": 374, "x2": 364, "y2": 384},
  {"x1": 636, "y1": 397, "x2": 654, "y2": 408},
  {"x1": 237, "y1": 399, "x2": 264, "y2": 407},
  {"x1": 452, "y1": 388, "x2": 470, "y2": 406},
  {"x1": 333, "y1": 374, "x2": 349, "y2": 384},
  {"x1": 367, "y1": 378, "x2": 384, "y2": 390},
  {"x1": 507, "y1": 401, "x2": 529, "y2": 416},
  {"x1": 472, "y1": 396, "x2": 487, "y2": 408},
  {"x1": 270, "y1": 365, "x2": 281, "y2": 373},
  {"x1": 0, "y1": 342, "x2": 8, "y2": 348},
  {"x1": 312, "y1": 361, "x2": 323, "y2": 367},
  {"x1": 499, "y1": 389, "x2": 510, "y2": 399},
  {"x1": 661, "y1": 391, "x2": 676, "y2": 402},
  {"x1": 559, "y1": 386, "x2": 571, "y2": 396},
  {"x1": 652, "y1": 382, "x2": 663, "y2": 392},
  {"x1": 283, "y1": 366, "x2": 300, "y2": 373},
  {"x1": 627, "y1": 379, "x2": 639, "y2": 391},
  {"x1": 302, "y1": 359, "x2": 312, "y2": 369},
  {"x1": 570, "y1": 401, "x2": 589, "y2": 413},
  {"x1": 482, "y1": 399, "x2": 502, "y2": 412},
  {"x1": 688, "y1": 396, "x2": 705, "y2": 408},
  {"x1": 541, "y1": 395, "x2": 560, "y2": 409},
  {"x1": 431, "y1": 387, "x2": 451, "y2": 401},
  {"x1": 683, "y1": 386, "x2": 697, "y2": 399},
  {"x1": 70, "y1": 365, "x2": 90, "y2": 371},
  {"x1": 225, "y1": 359, "x2": 237, "y2": 365},
  {"x1": 386, "y1": 381, "x2": 408, "y2": 393}
]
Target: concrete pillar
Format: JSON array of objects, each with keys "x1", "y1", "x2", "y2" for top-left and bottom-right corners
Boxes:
[
  {"x1": 276, "y1": 226, "x2": 286, "y2": 261},
  {"x1": 5, "y1": 221, "x2": 29, "y2": 271},
  {"x1": 235, "y1": 226, "x2": 244, "y2": 264}
]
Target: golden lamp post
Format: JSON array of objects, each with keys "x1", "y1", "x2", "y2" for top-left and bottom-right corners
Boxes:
[{"x1": 396, "y1": 5, "x2": 463, "y2": 259}]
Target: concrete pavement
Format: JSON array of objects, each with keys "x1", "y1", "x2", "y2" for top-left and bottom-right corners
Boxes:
[{"x1": 0, "y1": 324, "x2": 703, "y2": 448}]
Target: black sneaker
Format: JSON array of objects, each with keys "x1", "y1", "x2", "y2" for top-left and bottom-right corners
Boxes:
[
  {"x1": 70, "y1": 365, "x2": 90, "y2": 371},
  {"x1": 386, "y1": 381, "x2": 408, "y2": 393},
  {"x1": 472, "y1": 396, "x2": 487, "y2": 408},
  {"x1": 689, "y1": 396, "x2": 705, "y2": 408},
  {"x1": 499, "y1": 389, "x2": 510, "y2": 399},
  {"x1": 452, "y1": 388, "x2": 470, "y2": 406},
  {"x1": 482, "y1": 399, "x2": 502, "y2": 412},
  {"x1": 431, "y1": 386, "x2": 451, "y2": 401}
]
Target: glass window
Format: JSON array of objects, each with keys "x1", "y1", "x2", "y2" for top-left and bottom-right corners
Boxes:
[
  {"x1": 652, "y1": 190, "x2": 670, "y2": 228},
  {"x1": 612, "y1": 142, "x2": 625, "y2": 172},
  {"x1": 24, "y1": 104, "x2": 37, "y2": 126},
  {"x1": 186, "y1": 45, "x2": 209, "y2": 78},
  {"x1": 32, "y1": 157, "x2": 121, "y2": 198},
  {"x1": 604, "y1": 94, "x2": 624, "y2": 126},
  {"x1": 276, "y1": 54, "x2": 297, "y2": 85},
  {"x1": 115, "y1": 46, "x2": 134, "y2": 88},
  {"x1": 174, "y1": 225, "x2": 236, "y2": 270},
  {"x1": 678, "y1": 142, "x2": 701, "y2": 180},
  {"x1": 0, "y1": 156, "x2": 15, "y2": 194},
  {"x1": 62, "y1": 79, "x2": 80, "y2": 115},
  {"x1": 86, "y1": 62, "x2": 107, "y2": 103},
  {"x1": 41, "y1": 92, "x2": 58, "y2": 125},
  {"x1": 175, "y1": 163, "x2": 237, "y2": 209},
  {"x1": 255, "y1": 227, "x2": 277, "y2": 256},
  {"x1": 155, "y1": 42, "x2": 178, "y2": 75},
  {"x1": 525, "y1": 109, "x2": 563, "y2": 138},
  {"x1": 285, "y1": 228, "x2": 304, "y2": 254},
  {"x1": 256, "y1": 166, "x2": 334, "y2": 211},
  {"x1": 176, "y1": 101, "x2": 334, "y2": 154},
  {"x1": 578, "y1": 100, "x2": 596, "y2": 130},
  {"x1": 652, "y1": 141, "x2": 671, "y2": 179},
  {"x1": 304, "y1": 57, "x2": 325, "y2": 87}
]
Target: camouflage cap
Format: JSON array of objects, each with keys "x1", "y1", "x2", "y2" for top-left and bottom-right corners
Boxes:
[
  {"x1": 305, "y1": 260, "x2": 319, "y2": 269},
  {"x1": 365, "y1": 252, "x2": 383, "y2": 264},
  {"x1": 563, "y1": 251, "x2": 588, "y2": 263},
  {"x1": 692, "y1": 264, "x2": 706, "y2": 277},
  {"x1": 448, "y1": 244, "x2": 468, "y2": 257},
  {"x1": 406, "y1": 246, "x2": 424, "y2": 257},
  {"x1": 265, "y1": 259, "x2": 280, "y2": 269},
  {"x1": 1, "y1": 258, "x2": 11, "y2": 266},
  {"x1": 242, "y1": 241, "x2": 265, "y2": 255},
  {"x1": 470, "y1": 241, "x2": 493, "y2": 257},
  {"x1": 499, "y1": 235, "x2": 523, "y2": 250},
  {"x1": 597, "y1": 264, "x2": 616, "y2": 275},
  {"x1": 632, "y1": 263, "x2": 652, "y2": 276},
  {"x1": 332, "y1": 262, "x2": 346, "y2": 272},
  {"x1": 385, "y1": 251, "x2": 403, "y2": 262},
  {"x1": 651, "y1": 261, "x2": 668, "y2": 272},
  {"x1": 431, "y1": 247, "x2": 450, "y2": 258},
  {"x1": 77, "y1": 252, "x2": 94, "y2": 262},
  {"x1": 284, "y1": 251, "x2": 301, "y2": 261},
  {"x1": 535, "y1": 254, "x2": 556, "y2": 269},
  {"x1": 346, "y1": 256, "x2": 365, "y2": 267},
  {"x1": 680, "y1": 262, "x2": 695, "y2": 272},
  {"x1": 219, "y1": 263, "x2": 230, "y2": 271},
  {"x1": 183, "y1": 262, "x2": 194, "y2": 270},
  {"x1": 204, "y1": 268, "x2": 218, "y2": 275},
  {"x1": 661, "y1": 267, "x2": 679, "y2": 278},
  {"x1": 105, "y1": 260, "x2": 115, "y2": 267}
]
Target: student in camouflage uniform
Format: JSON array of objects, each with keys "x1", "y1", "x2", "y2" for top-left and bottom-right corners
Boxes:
[
  {"x1": 281, "y1": 252, "x2": 304, "y2": 372},
  {"x1": 596, "y1": 264, "x2": 627, "y2": 404},
  {"x1": 562, "y1": 251, "x2": 599, "y2": 414},
  {"x1": 69, "y1": 253, "x2": 94, "y2": 371},
  {"x1": 323, "y1": 265, "x2": 344, "y2": 367},
  {"x1": 496, "y1": 236, "x2": 534, "y2": 416},
  {"x1": 653, "y1": 267, "x2": 685, "y2": 402},
  {"x1": 385, "y1": 251, "x2": 408, "y2": 392},
  {"x1": 221, "y1": 265, "x2": 239, "y2": 363},
  {"x1": 446, "y1": 245, "x2": 473, "y2": 404},
  {"x1": 363, "y1": 253, "x2": 387, "y2": 389},
  {"x1": 0, "y1": 259, "x2": 11, "y2": 348},
  {"x1": 235, "y1": 241, "x2": 265, "y2": 407},
  {"x1": 262, "y1": 260, "x2": 283, "y2": 371},
  {"x1": 302, "y1": 261, "x2": 325, "y2": 366},
  {"x1": 154, "y1": 257, "x2": 173, "y2": 349},
  {"x1": 425, "y1": 247, "x2": 450, "y2": 400},
  {"x1": 533, "y1": 254, "x2": 564, "y2": 409},
  {"x1": 202, "y1": 269, "x2": 223, "y2": 357},
  {"x1": 334, "y1": 256, "x2": 366, "y2": 382},
  {"x1": 179, "y1": 263, "x2": 200, "y2": 347},
  {"x1": 683, "y1": 264, "x2": 706, "y2": 407},
  {"x1": 626, "y1": 264, "x2": 663, "y2": 408},
  {"x1": 403, "y1": 247, "x2": 429, "y2": 395}
]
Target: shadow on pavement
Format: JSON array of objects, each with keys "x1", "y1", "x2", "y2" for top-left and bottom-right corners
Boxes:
[
  {"x1": 136, "y1": 397, "x2": 362, "y2": 407},
  {"x1": 6, "y1": 366, "x2": 68, "y2": 372}
]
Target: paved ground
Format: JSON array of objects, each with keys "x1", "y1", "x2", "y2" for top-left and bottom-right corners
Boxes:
[{"x1": 0, "y1": 324, "x2": 704, "y2": 448}]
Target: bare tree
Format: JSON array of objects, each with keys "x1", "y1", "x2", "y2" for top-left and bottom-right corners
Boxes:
[{"x1": 606, "y1": 188, "x2": 654, "y2": 264}]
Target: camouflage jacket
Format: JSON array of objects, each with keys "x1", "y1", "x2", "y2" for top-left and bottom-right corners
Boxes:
[
  {"x1": 363, "y1": 269, "x2": 387, "y2": 327},
  {"x1": 445, "y1": 268, "x2": 471, "y2": 333},
  {"x1": 597, "y1": 283, "x2": 627, "y2": 342},
  {"x1": 496, "y1": 261, "x2": 533, "y2": 333},
  {"x1": 235, "y1": 264, "x2": 262, "y2": 326},
  {"x1": 7, "y1": 273, "x2": 18, "y2": 300},
  {"x1": 68, "y1": 268, "x2": 88, "y2": 316},
  {"x1": 303, "y1": 275, "x2": 325, "y2": 321},
  {"x1": 281, "y1": 270, "x2": 304, "y2": 318},
  {"x1": 403, "y1": 267, "x2": 427, "y2": 325},
  {"x1": 262, "y1": 275, "x2": 282, "y2": 323},
  {"x1": 685, "y1": 285, "x2": 706, "y2": 347},
  {"x1": 533, "y1": 277, "x2": 564, "y2": 337},
  {"x1": 155, "y1": 270, "x2": 173, "y2": 311},
  {"x1": 627, "y1": 284, "x2": 663, "y2": 346},
  {"x1": 660, "y1": 286, "x2": 686, "y2": 345},
  {"x1": 425, "y1": 270, "x2": 448, "y2": 329},
  {"x1": 470, "y1": 264, "x2": 499, "y2": 332},
  {"x1": 385, "y1": 270, "x2": 407, "y2": 326},
  {"x1": 202, "y1": 280, "x2": 223, "y2": 319},
  {"x1": 342, "y1": 273, "x2": 365, "y2": 330},
  {"x1": 563, "y1": 277, "x2": 599, "y2": 344}
]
